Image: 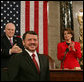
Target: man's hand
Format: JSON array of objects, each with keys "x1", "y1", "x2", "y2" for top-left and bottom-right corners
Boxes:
[{"x1": 10, "y1": 44, "x2": 22, "y2": 54}]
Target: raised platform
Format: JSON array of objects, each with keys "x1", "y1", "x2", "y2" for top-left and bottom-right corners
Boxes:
[{"x1": 50, "y1": 69, "x2": 83, "y2": 81}]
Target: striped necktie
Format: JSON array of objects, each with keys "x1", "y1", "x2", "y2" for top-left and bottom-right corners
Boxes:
[
  {"x1": 32, "y1": 54, "x2": 40, "y2": 73},
  {"x1": 10, "y1": 38, "x2": 13, "y2": 46}
]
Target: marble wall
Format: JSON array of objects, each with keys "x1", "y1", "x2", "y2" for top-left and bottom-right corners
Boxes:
[
  {"x1": 48, "y1": 1, "x2": 61, "y2": 68},
  {"x1": 48, "y1": 1, "x2": 83, "y2": 68},
  {"x1": 72, "y1": 1, "x2": 83, "y2": 42}
]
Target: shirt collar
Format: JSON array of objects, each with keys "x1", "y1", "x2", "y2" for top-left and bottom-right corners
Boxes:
[
  {"x1": 6, "y1": 35, "x2": 13, "y2": 40},
  {"x1": 25, "y1": 48, "x2": 37, "y2": 57}
]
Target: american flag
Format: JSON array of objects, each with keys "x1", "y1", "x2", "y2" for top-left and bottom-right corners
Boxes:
[
  {"x1": 1, "y1": 1, "x2": 20, "y2": 36},
  {"x1": 1, "y1": 1, "x2": 48, "y2": 55}
]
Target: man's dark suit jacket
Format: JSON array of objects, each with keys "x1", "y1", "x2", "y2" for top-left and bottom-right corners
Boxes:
[
  {"x1": 8, "y1": 50, "x2": 50, "y2": 81},
  {"x1": 1, "y1": 34, "x2": 24, "y2": 68}
]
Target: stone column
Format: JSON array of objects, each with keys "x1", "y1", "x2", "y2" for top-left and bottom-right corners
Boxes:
[{"x1": 48, "y1": 1, "x2": 61, "y2": 68}]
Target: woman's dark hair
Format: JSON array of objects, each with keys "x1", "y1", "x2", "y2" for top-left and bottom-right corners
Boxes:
[
  {"x1": 62, "y1": 28, "x2": 74, "y2": 40},
  {"x1": 23, "y1": 31, "x2": 37, "y2": 40}
]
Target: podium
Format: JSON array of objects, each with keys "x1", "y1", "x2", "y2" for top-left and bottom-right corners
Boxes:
[
  {"x1": 1, "y1": 68, "x2": 83, "y2": 81},
  {"x1": 50, "y1": 69, "x2": 83, "y2": 81}
]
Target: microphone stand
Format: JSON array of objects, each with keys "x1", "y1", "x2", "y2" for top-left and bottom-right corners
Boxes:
[{"x1": 62, "y1": 48, "x2": 69, "y2": 69}]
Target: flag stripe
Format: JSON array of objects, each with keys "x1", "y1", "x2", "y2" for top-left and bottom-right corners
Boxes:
[
  {"x1": 21, "y1": 1, "x2": 25, "y2": 37},
  {"x1": 39, "y1": 1, "x2": 43, "y2": 54},
  {"x1": 34, "y1": 1, "x2": 39, "y2": 34},
  {"x1": 21, "y1": 1, "x2": 48, "y2": 55},
  {"x1": 25, "y1": 1, "x2": 30, "y2": 31},
  {"x1": 1, "y1": 1, "x2": 48, "y2": 55},
  {"x1": 34, "y1": 1, "x2": 39, "y2": 53},
  {"x1": 43, "y1": 1, "x2": 48, "y2": 55},
  {"x1": 30, "y1": 1, "x2": 34, "y2": 31}
]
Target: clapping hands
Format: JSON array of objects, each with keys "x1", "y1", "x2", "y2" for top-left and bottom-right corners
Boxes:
[
  {"x1": 68, "y1": 42, "x2": 76, "y2": 51},
  {"x1": 11, "y1": 44, "x2": 22, "y2": 54}
]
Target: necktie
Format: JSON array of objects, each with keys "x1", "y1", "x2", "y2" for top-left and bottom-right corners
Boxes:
[
  {"x1": 32, "y1": 54, "x2": 40, "y2": 73},
  {"x1": 10, "y1": 38, "x2": 13, "y2": 46}
]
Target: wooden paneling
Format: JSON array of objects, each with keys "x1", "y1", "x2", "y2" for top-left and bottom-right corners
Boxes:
[{"x1": 50, "y1": 69, "x2": 83, "y2": 81}]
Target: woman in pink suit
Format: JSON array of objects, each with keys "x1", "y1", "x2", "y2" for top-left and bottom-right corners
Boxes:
[{"x1": 57, "y1": 28, "x2": 82, "y2": 69}]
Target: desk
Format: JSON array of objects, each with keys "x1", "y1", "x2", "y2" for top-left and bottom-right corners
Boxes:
[{"x1": 50, "y1": 69, "x2": 83, "y2": 81}]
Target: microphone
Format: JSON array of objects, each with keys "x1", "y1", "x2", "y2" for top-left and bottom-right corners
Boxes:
[
  {"x1": 62, "y1": 48, "x2": 69, "y2": 69},
  {"x1": 66, "y1": 48, "x2": 69, "y2": 53},
  {"x1": 63, "y1": 48, "x2": 69, "y2": 61}
]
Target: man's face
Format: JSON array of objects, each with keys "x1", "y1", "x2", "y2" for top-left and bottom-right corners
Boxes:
[
  {"x1": 5, "y1": 23, "x2": 15, "y2": 38},
  {"x1": 23, "y1": 34, "x2": 38, "y2": 52}
]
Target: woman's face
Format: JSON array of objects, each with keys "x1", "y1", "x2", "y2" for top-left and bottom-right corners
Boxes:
[{"x1": 64, "y1": 31, "x2": 72, "y2": 41}]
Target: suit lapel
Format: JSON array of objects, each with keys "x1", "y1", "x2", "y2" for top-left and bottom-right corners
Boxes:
[
  {"x1": 23, "y1": 50, "x2": 39, "y2": 73},
  {"x1": 5, "y1": 35, "x2": 12, "y2": 47},
  {"x1": 38, "y1": 54, "x2": 43, "y2": 74},
  {"x1": 13, "y1": 37, "x2": 17, "y2": 45}
]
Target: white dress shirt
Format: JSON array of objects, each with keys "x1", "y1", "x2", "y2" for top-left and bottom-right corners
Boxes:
[
  {"x1": 25, "y1": 49, "x2": 40, "y2": 69},
  {"x1": 6, "y1": 35, "x2": 13, "y2": 44}
]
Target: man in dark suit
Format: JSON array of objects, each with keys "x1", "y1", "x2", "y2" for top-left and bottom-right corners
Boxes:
[
  {"x1": 7, "y1": 31, "x2": 50, "y2": 81},
  {"x1": 1, "y1": 23, "x2": 24, "y2": 68}
]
